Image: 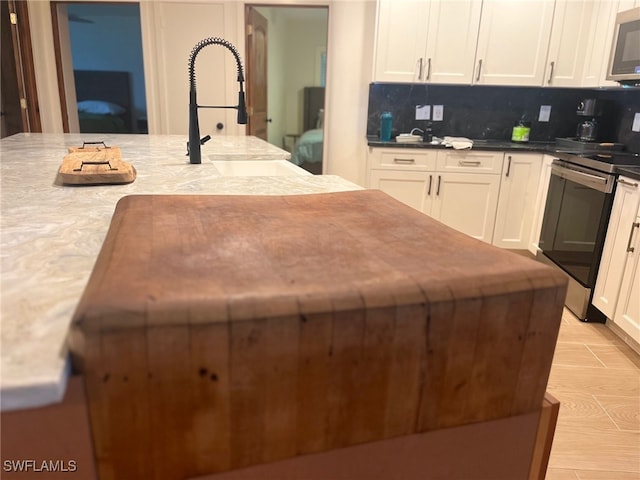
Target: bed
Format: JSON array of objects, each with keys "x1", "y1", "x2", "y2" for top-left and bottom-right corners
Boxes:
[
  {"x1": 74, "y1": 70, "x2": 134, "y2": 134},
  {"x1": 290, "y1": 87, "x2": 325, "y2": 175}
]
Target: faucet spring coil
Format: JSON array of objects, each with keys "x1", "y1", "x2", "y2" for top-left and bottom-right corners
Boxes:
[{"x1": 188, "y1": 37, "x2": 245, "y2": 90}]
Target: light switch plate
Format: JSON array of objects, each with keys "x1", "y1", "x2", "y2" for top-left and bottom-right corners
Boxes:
[
  {"x1": 632, "y1": 112, "x2": 640, "y2": 132},
  {"x1": 433, "y1": 105, "x2": 444, "y2": 121},
  {"x1": 539, "y1": 105, "x2": 551, "y2": 122},
  {"x1": 416, "y1": 105, "x2": 431, "y2": 120}
]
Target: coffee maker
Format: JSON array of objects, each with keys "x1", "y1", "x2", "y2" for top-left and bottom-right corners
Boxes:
[{"x1": 575, "y1": 98, "x2": 600, "y2": 142}]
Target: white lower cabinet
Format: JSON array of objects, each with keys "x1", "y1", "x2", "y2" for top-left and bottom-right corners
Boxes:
[
  {"x1": 431, "y1": 172, "x2": 501, "y2": 243},
  {"x1": 368, "y1": 170, "x2": 429, "y2": 212},
  {"x1": 593, "y1": 176, "x2": 640, "y2": 344},
  {"x1": 615, "y1": 218, "x2": 640, "y2": 344},
  {"x1": 493, "y1": 153, "x2": 543, "y2": 249},
  {"x1": 368, "y1": 147, "x2": 504, "y2": 244}
]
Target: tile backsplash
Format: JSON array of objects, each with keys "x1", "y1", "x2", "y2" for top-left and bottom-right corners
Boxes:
[{"x1": 366, "y1": 83, "x2": 640, "y2": 153}]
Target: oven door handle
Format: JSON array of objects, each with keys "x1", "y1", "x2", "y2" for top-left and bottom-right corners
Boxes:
[{"x1": 551, "y1": 164, "x2": 613, "y2": 193}]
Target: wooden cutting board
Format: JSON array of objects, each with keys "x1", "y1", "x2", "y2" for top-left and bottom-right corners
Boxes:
[
  {"x1": 70, "y1": 190, "x2": 567, "y2": 480},
  {"x1": 57, "y1": 143, "x2": 136, "y2": 185}
]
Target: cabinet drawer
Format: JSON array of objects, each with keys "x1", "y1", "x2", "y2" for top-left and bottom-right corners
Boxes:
[
  {"x1": 436, "y1": 150, "x2": 504, "y2": 174},
  {"x1": 369, "y1": 148, "x2": 437, "y2": 171}
]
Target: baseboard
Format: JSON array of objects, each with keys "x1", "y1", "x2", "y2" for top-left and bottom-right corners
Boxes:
[{"x1": 606, "y1": 320, "x2": 640, "y2": 356}]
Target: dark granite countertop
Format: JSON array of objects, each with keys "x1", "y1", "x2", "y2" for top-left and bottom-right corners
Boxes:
[
  {"x1": 616, "y1": 166, "x2": 640, "y2": 182},
  {"x1": 367, "y1": 136, "x2": 557, "y2": 153}
]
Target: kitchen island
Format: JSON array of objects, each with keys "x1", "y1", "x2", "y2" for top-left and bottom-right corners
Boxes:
[
  {"x1": 2, "y1": 133, "x2": 566, "y2": 480},
  {"x1": 0, "y1": 133, "x2": 361, "y2": 412}
]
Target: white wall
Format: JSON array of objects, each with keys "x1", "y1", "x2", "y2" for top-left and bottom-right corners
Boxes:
[
  {"x1": 324, "y1": 0, "x2": 376, "y2": 185},
  {"x1": 283, "y1": 13, "x2": 328, "y2": 135}
]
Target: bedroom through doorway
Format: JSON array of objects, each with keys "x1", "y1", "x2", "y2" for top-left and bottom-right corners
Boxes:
[
  {"x1": 51, "y1": 2, "x2": 147, "y2": 134},
  {"x1": 246, "y1": 5, "x2": 328, "y2": 175}
]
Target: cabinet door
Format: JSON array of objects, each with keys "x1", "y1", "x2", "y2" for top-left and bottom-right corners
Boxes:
[
  {"x1": 424, "y1": 0, "x2": 482, "y2": 84},
  {"x1": 493, "y1": 154, "x2": 543, "y2": 249},
  {"x1": 431, "y1": 173, "x2": 501, "y2": 243},
  {"x1": 475, "y1": 0, "x2": 555, "y2": 86},
  {"x1": 593, "y1": 177, "x2": 640, "y2": 319},
  {"x1": 545, "y1": 0, "x2": 594, "y2": 87},
  {"x1": 613, "y1": 214, "x2": 640, "y2": 345},
  {"x1": 373, "y1": 0, "x2": 429, "y2": 82},
  {"x1": 528, "y1": 155, "x2": 554, "y2": 255},
  {"x1": 369, "y1": 170, "x2": 430, "y2": 212}
]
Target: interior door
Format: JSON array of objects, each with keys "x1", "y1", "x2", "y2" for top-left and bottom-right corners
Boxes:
[
  {"x1": 246, "y1": 6, "x2": 268, "y2": 140},
  {"x1": 1, "y1": 0, "x2": 40, "y2": 137}
]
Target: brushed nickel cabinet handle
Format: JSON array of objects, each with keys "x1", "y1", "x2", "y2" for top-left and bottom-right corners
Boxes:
[
  {"x1": 618, "y1": 178, "x2": 639, "y2": 188},
  {"x1": 427, "y1": 174, "x2": 433, "y2": 195},
  {"x1": 393, "y1": 158, "x2": 416, "y2": 164},
  {"x1": 426, "y1": 57, "x2": 432, "y2": 80},
  {"x1": 548, "y1": 61, "x2": 555, "y2": 84},
  {"x1": 459, "y1": 160, "x2": 481, "y2": 166},
  {"x1": 626, "y1": 222, "x2": 640, "y2": 253},
  {"x1": 506, "y1": 155, "x2": 512, "y2": 177},
  {"x1": 418, "y1": 57, "x2": 424, "y2": 81},
  {"x1": 476, "y1": 59, "x2": 483, "y2": 82}
]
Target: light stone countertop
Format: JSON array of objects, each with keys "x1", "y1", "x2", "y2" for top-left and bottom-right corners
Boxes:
[{"x1": 0, "y1": 133, "x2": 362, "y2": 411}]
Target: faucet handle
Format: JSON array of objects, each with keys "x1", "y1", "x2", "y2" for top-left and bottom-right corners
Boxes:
[{"x1": 185, "y1": 135, "x2": 212, "y2": 156}]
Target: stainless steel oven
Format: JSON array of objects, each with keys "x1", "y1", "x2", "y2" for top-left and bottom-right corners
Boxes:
[{"x1": 537, "y1": 155, "x2": 616, "y2": 320}]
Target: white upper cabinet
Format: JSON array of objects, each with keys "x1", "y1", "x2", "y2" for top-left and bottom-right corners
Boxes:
[
  {"x1": 373, "y1": 0, "x2": 481, "y2": 83},
  {"x1": 545, "y1": 0, "x2": 595, "y2": 86},
  {"x1": 474, "y1": 0, "x2": 555, "y2": 86},
  {"x1": 373, "y1": 0, "x2": 430, "y2": 82},
  {"x1": 423, "y1": 0, "x2": 482, "y2": 83},
  {"x1": 373, "y1": 0, "x2": 640, "y2": 87}
]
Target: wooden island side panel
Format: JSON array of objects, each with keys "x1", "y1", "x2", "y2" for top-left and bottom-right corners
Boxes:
[{"x1": 69, "y1": 190, "x2": 567, "y2": 480}]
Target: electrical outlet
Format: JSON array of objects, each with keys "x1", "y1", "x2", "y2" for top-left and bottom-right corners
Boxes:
[
  {"x1": 433, "y1": 105, "x2": 444, "y2": 121},
  {"x1": 633, "y1": 113, "x2": 640, "y2": 132},
  {"x1": 539, "y1": 105, "x2": 551, "y2": 122},
  {"x1": 416, "y1": 105, "x2": 431, "y2": 120}
]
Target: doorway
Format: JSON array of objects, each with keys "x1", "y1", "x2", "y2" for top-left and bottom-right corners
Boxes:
[
  {"x1": 1, "y1": 0, "x2": 41, "y2": 138},
  {"x1": 246, "y1": 5, "x2": 328, "y2": 175},
  {"x1": 52, "y1": 2, "x2": 147, "y2": 134}
]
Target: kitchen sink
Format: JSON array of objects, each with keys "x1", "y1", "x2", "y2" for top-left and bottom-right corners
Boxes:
[{"x1": 210, "y1": 159, "x2": 312, "y2": 177}]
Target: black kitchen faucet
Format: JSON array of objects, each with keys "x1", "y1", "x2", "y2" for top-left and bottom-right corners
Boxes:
[{"x1": 187, "y1": 37, "x2": 248, "y2": 164}]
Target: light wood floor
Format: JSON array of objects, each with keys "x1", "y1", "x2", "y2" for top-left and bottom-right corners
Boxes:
[{"x1": 545, "y1": 309, "x2": 640, "y2": 479}]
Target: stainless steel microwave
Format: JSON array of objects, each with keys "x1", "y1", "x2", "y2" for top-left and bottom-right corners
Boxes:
[{"x1": 607, "y1": 6, "x2": 640, "y2": 85}]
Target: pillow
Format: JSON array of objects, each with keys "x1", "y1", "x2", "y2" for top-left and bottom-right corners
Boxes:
[{"x1": 77, "y1": 100, "x2": 125, "y2": 115}]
